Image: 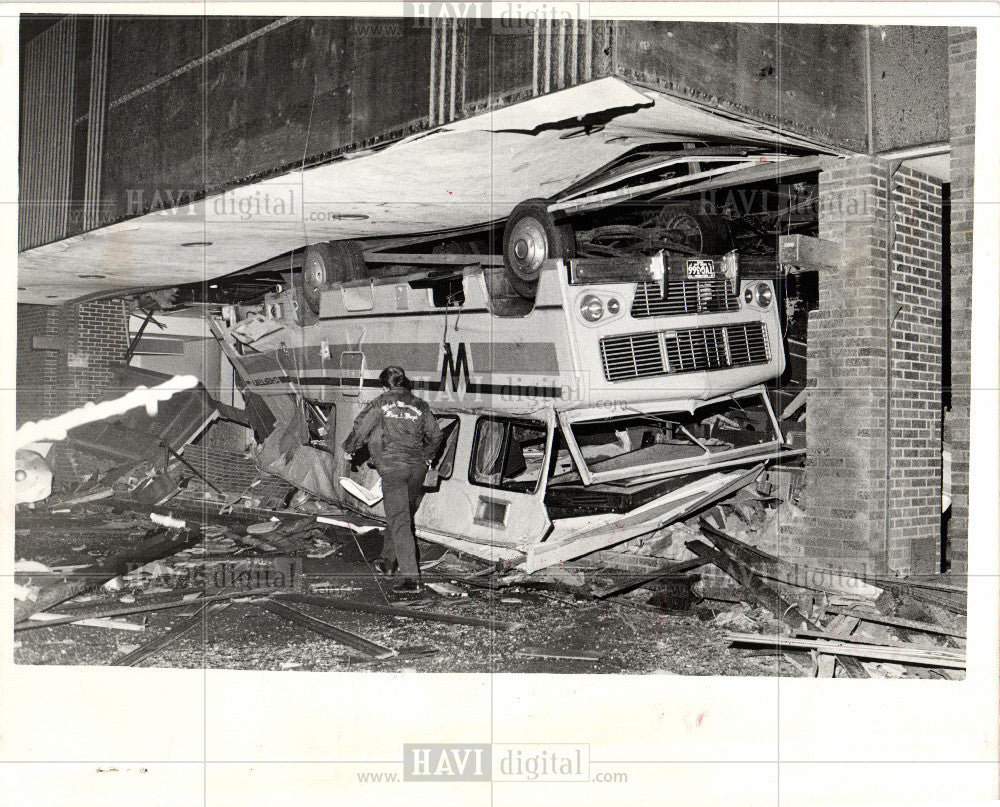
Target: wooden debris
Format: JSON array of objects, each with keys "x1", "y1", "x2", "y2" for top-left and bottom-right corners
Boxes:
[
  {"x1": 725, "y1": 633, "x2": 965, "y2": 669},
  {"x1": 14, "y1": 528, "x2": 204, "y2": 624},
  {"x1": 814, "y1": 613, "x2": 860, "y2": 678},
  {"x1": 425, "y1": 582, "x2": 468, "y2": 598},
  {"x1": 796, "y1": 628, "x2": 910, "y2": 646},
  {"x1": 592, "y1": 557, "x2": 707, "y2": 599},
  {"x1": 253, "y1": 598, "x2": 397, "y2": 659},
  {"x1": 27, "y1": 612, "x2": 145, "y2": 632},
  {"x1": 44, "y1": 488, "x2": 115, "y2": 509},
  {"x1": 699, "y1": 521, "x2": 886, "y2": 603},
  {"x1": 685, "y1": 540, "x2": 815, "y2": 631},
  {"x1": 14, "y1": 587, "x2": 276, "y2": 632}
]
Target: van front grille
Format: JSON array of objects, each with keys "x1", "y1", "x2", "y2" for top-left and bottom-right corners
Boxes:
[
  {"x1": 631, "y1": 280, "x2": 739, "y2": 317},
  {"x1": 600, "y1": 322, "x2": 770, "y2": 382}
]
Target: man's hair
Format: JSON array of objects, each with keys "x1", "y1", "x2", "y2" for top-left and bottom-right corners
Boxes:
[{"x1": 379, "y1": 366, "x2": 411, "y2": 390}]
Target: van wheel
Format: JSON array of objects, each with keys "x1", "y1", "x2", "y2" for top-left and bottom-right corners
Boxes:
[
  {"x1": 302, "y1": 241, "x2": 367, "y2": 314},
  {"x1": 651, "y1": 201, "x2": 733, "y2": 254},
  {"x1": 503, "y1": 199, "x2": 575, "y2": 299}
]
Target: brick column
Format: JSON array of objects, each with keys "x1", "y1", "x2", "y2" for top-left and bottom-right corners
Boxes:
[
  {"x1": 785, "y1": 157, "x2": 889, "y2": 573},
  {"x1": 945, "y1": 27, "x2": 975, "y2": 573},
  {"x1": 888, "y1": 167, "x2": 943, "y2": 575},
  {"x1": 783, "y1": 156, "x2": 943, "y2": 575}
]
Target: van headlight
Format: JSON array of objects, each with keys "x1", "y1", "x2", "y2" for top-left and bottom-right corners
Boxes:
[
  {"x1": 580, "y1": 294, "x2": 604, "y2": 322},
  {"x1": 744, "y1": 282, "x2": 773, "y2": 308},
  {"x1": 755, "y1": 282, "x2": 773, "y2": 307}
]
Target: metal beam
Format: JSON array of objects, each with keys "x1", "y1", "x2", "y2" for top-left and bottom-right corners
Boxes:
[{"x1": 657, "y1": 155, "x2": 825, "y2": 198}]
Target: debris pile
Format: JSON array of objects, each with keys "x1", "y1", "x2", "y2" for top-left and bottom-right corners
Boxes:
[{"x1": 684, "y1": 521, "x2": 965, "y2": 679}]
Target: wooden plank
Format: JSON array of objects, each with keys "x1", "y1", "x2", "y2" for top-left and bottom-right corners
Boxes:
[
  {"x1": 796, "y1": 629, "x2": 916, "y2": 646},
  {"x1": 824, "y1": 607, "x2": 965, "y2": 639},
  {"x1": 699, "y1": 521, "x2": 884, "y2": 601},
  {"x1": 515, "y1": 647, "x2": 604, "y2": 662},
  {"x1": 780, "y1": 389, "x2": 808, "y2": 420},
  {"x1": 278, "y1": 592, "x2": 520, "y2": 632},
  {"x1": 725, "y1": 633, "x2": 966, "y2": 669},
  {"x1": 28, "y1": 612, "x2": 145, "y2": 632},
  {"x1": 815, "y1": 651, "x2": 837, "y2": 678},
  {"x1": 816, "y1": 613, "x2": 861, "y2": 678},
  {"x1": 253, "y1": 598, "x2": 397, "y2": 659}
]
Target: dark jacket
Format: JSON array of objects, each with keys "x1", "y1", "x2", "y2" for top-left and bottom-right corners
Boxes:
[{"x1": 343, "y1": 388, "x2": 443, "y2": 474}]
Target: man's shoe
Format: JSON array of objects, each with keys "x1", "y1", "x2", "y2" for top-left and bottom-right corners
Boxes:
[
  {"x1": 392, "y1": 578, "x2": 423, "y2": 596},
  {"x1": 372, "y1": 559, "x2": 389, "y2": 576}
]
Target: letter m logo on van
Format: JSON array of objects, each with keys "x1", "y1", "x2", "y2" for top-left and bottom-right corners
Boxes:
[{"x1": 440, "y1": 342, "x2": 472, "y2": 392}]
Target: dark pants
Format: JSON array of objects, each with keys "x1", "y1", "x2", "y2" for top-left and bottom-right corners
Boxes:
[{"x1": 379, "y1": 465, "x2": 426, "y2": 579}]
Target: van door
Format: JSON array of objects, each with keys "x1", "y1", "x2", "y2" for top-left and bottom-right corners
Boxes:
[{"x1": 416, "y1": 408, "x2": 557, "y2": 556}]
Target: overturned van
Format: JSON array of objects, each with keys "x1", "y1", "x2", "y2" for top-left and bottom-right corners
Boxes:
[{"x1": 209, "y1": 199, "x2": 796, "y2": 570}]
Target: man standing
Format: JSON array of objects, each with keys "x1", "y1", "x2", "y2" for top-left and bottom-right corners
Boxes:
[{"x1": 343, "y1": 366, "x2": 443, "y2": 596}]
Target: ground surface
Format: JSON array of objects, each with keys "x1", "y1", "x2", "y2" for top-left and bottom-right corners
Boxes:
[{"x1": 14, "y1": 513, "x2": 800, "y2": 676}]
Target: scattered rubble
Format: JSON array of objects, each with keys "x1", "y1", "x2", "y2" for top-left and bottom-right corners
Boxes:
[{"x1": 14, "y1": 381, "x2": 965, "y2": 678}]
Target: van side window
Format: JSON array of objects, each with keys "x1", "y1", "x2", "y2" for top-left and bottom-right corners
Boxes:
[
  {"x1": 469, "y1": 416, "x2": 547, "y2": 493},
  {"x1": 409, "y1": 274, "x2": 465, "y2": 308}
]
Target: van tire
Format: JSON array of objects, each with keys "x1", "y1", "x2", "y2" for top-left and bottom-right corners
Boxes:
[
  {"x1": 503, "y1": 199, "x2": 576, "y2": 299},
  {"x1": 302, "y1": 241, "x2": 367, "y2": 314},
  {"x1": 651, "y1": 201, "x2": 733, "y2": 254}
]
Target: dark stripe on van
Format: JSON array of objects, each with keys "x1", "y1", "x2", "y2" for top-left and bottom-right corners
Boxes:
[{"x1": 271, "y1": 375, "x2": 564, "y2": 398}]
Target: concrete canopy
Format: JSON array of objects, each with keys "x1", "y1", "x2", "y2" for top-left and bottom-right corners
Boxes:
[{"x1": 18, "y1": 77, "x2": 834, "y2": 305}]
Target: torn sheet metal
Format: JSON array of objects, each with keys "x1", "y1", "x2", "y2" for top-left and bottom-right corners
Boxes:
[{"x1": 523, "y1": 464, "x2": 764, "y2": 573}]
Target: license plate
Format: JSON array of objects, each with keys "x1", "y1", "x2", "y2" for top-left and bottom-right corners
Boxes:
[{"x1": 686, "y1": 259, "x2": 716, "y2": 279}]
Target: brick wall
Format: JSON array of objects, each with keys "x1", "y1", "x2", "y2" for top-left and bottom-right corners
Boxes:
[
  {"x1": 16, "y1": 299, "x2": 129, "y2": 484},
  {"x1": 63, "y1": 299, "x2": 129, "y2": 410},
  {"x1": 784, "y1": 156, "x2": 943, "y2": 575},
  {"x1": 945, "y1": 27, "x2": 975, "y2": 573},
  {"x1": 15, "y1": 304, "x2": 64, "y2": 426}
]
